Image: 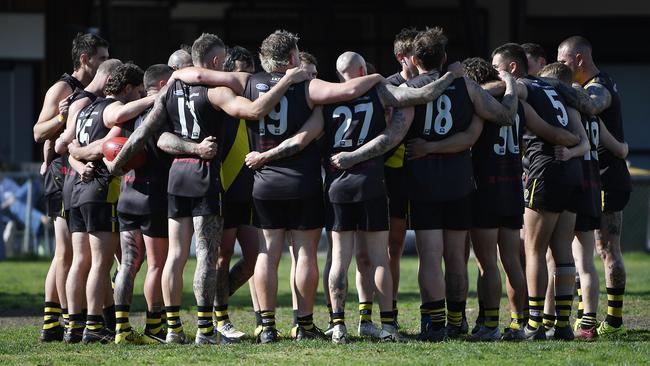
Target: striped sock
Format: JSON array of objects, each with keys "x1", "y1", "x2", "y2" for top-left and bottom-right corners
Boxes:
[
  {"x1": 327, "y1": 303, "x2": 334, "y2": 326},
  {"x1": 509, "y1": 312, "x2": 525, "y2": 330},
  {"x1": 297, "y1": 314, "x2": 314, "y2": 330},
  {"x1": 261, "y1": 310, "x2": 275, "y2": 330},
  {"x1": 103, "y1": 305, "x2": 116, "y2": 332},
  {"x1": 580, "y1": 312, "x2": 598, "y2": 329},
  {"x1": 42, "y1": 302, "x2": 62, "y2": 330},
  {"x1": 86, "y1": 314, "x2": 104, "y2": 331},
  {"x1": 484, "y1": 308, "x2": 499, "y2": 329},
  {"x1": 380, "y1": 311, "x2": 395, "y2": 326},
  {"x1": 254, "y1": 311, "x2": 262, "y2": 327},
  {"x1": 421, "y1": 300, "x2": 445, "y2": 330},
  {"x1": 527, "y1": 297, "x2": 544, "y2": 330},
  {"x1": 446, "y1": 300, "x2": 464, "y2": 327},
  {"x1": 68, "y1": 313, "x2": 85, "y2": 330},
  {"x1": 165, "y1": 306, "x2": 183, "y2": 334},
  {"x1": 62, "y1": 308, "x2": 69, "y2": 328},
  {"x1": 145, "y1": 310, "x2": 163, "y2": 335},
  {"x1": 332, "y1": 312, "x2": 345, "y2": 326},
  {"x1": 114, "y1": 305, "x2": 131, "y2": 334},
  {"x1": 575, "y1": 277, "x2": 584, "y2": 320},
  {"x1": 605, "y1": 287, "x2": 624, "y2": 327},
  {"x1": 359, "y1": 302, "x2": 372, "y2": 323},
  {"x1": 555, "y1": 294, "x2": 573, "y2": 328},
  {"x1": 214, "y1": 305, "x2": 230, "y2": 328},
  {"x1": 197, "y1": 306, "x2": 214, "y2": 335},
  {"x1": 542, "y1": 313, "x2": 556, "y2": 330}
]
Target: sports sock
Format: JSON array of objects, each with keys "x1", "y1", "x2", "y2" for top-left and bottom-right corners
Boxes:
[
  {"x1": 380, "y1": 311, "x2": 395, "y2": 327},
  {"x1": 484, "y1": 308, "x2": 499, "y2": 329},
  {"x1": 542, "y1": 313, "x2": 556, "y2": 330},
  {"x1": 332, "y1": 311, "x2": 345, "y2": 326},
  {"x1": 476, "y1": 300, "x2": 485, "y2": 323},
  {"x1": 392, "y1": 300, "x2": 398, "y2": 322},
  {"x1": 62, "y1": 308, "x2": 70, "y2": 328},
  {"x1": 42, "y1": 302, "x2": 62, "y2": 330},
  {"x1": 103, "y1": 304, "x2": 116, "y2": 332},
  {"x1": 86, "y1": 314, "x2": 104, "y2": 331},
  {"x1": 145, "y1": 310, "x2": 163, "y2": 335},
  {"x1": 327, "y1": 303, "x2": 334, "y2": 326},
  {"x1": 359, "y1": 301, "x2": 372, "y2": 323},
  {"x1": 297, "y1": 314, "x2": 314, "y2": 331},
  {"x1": 165, "y1": 306, "x2": 183, "y2": 334},
  {"x1": 261, "y1": 310, "x2": 276, "y2": 329},
  {"x1": 214, "y1": 304, "x2": 230, "y2": 328},
  {"x1": 446, "y1": 300, "x2": 464, "y2": 327},
  {"x1": 605, "y1": 287, "x2": 624, "y2": 327},
  {"x1": 527, "y1": 296, "x2": 544, "y2": 330},
  {"x1": 197, "y1": 305, "x2": 214, "y2": 335},
  {"x1": 575, "y1": 277, "x2": 584, "y2": 320},
  {"x1": 254, "y1": 310, "x2": 262, "y2": 327},
  {"x1": 580, "y1": 312, "x2": 598, "y2": 329},
  {"x1": 114, "y1": 304, "x2": 131, "y2": 334},
  {"x1": 554, "y1": 294, "x2": 573, "y2": 328},
  {"x1": 68, "y1": 313, "x2": 85, "y2": 330},
  {"x1": 509, "y1": 312, "x2": 525, "y2": 330},
  {"x1": 421, "y1": 300, "x2": 445, "y2": 330}
]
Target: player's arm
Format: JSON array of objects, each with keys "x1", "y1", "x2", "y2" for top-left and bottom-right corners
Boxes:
[
  {"x1": 68, "y1": 154, "x2": 95, "y2": 183},
  {"x1": 554, "y1": 107, "x2": 590, "y2": 161},
  {"x1": 307, "y1": 74, "x2": 384, "y2": 106},
  {"x1": 33, "y1": 81, "x2": 72, "y2": 142},
  {"x1": 406, "y1": 114, "x2": 483, "y2": 159},
  {"x1": 104, "y1": 91, "x2": 169, "y2": 176},
  {"x1": 170, "y1": 68, "x2": 250, "y2": 95},
  {"x1": 245, "y1": 106, "x2": 324, "y2": 170},
  {"x1": 329, "y1": 106, "x2": 414, "y2": 170},
  {"x1": 480, "y1": 79, "x2": 528, "y2": 100},
  {"x1": 68, "y1": 126, "x2": 122, "y2": 162},
  {"x1": 54, "y1": 97, "x2": 91, "y2": 154},
  {"x1": 541, "y1": 78, "x2": 611, "y2": 116},
  {"x1": 376, "y1": 65, "x2": 462, "y2": 107},
  {"x1": 102, "y1": 95, "x2": 156, "y2": 128},
  {"x1": 157, "y1": 133, "x2": 218, "y2": 160},
  {"x1": 522, "y1": 100, "x2": 580, "y2": 147},
  {"x1": 599, "y1": 118, "x2": 628, "y2": 159},
  {"x1": 466, "y1": 71, "x2": 518, "y2": 126}
]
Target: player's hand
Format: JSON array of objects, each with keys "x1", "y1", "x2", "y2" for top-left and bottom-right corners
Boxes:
[
  {"x1": 554, "y1": 145, "x2": 571, "y2": 161},
  {"x1": 67, "y1": 139, "x2": 81, "y2": 158},
  {"x1": 39, "y1": 162, "x2": 47, "y2": 176},
  {"x1": 245, "y1": 151, "x2": 267, "y2": 170},
  {"x1": 196, "y1": 136, "x2": 218, "y2": 160},
  {"x1": 330, "y1": 151, "x2": 355, "y2": 170},
  {"x1": 498, "y1": 70, "x2": 514, "y2": 82},
  {"x1": 58, "y1": 98, "x2": 69, "y2": 116},
  {"x1": 406, "y1": 138, "x2": 431, "y2": 160},
  {"x1": 103, "y1": 157, "x2": 125, "y2": 177},
  {"x1": 285, "y1": 66, "x2": 310, "y2": 84},
  {"x1": 447, "y1": 61, "x2": 464, "y2": 78},
  {"x1": 81, "y1": 162, "x2": 95, "y2": 182}
]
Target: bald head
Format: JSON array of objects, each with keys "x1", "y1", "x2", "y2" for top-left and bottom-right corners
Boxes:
[
  {"x1": 167, "y1": 49, "x2": 192, "y2": 70},
  {"x1": 336, "y1": 51, "x2": 367, "y2": 81}
]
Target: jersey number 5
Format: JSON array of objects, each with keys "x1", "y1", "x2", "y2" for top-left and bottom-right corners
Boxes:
[
  {"x1": 543, "y1": 89, "x2": 568, "y2": 127},
  {"x1": 423, "y1": 94, "x2": 453, "y2": 135},
  {"x1": 332, "y1": 102, "x2": 374, "y2": 148}
]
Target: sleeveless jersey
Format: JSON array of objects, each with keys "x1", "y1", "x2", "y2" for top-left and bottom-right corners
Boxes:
[
  {"x1": 117, "y1": 107, "x2": 172, "y2": 215},
  {"x1": 404, "y1": 72, "x2": 475, "y2": 201},
  {"x1": 520, "y1": 76, "x2": 582, "y2": 186},
  {"x1": 71, "y1": 98, "x2": 121, "y2": 206},
  {"x1": 165, "y1": 80, "x2": 225, "y2": 198},
  {"x1": 577, "y1": 114, "x2": 602, "y2": 217},
  {"x1": 472, "y1": 102, "x2": 526, "y2": 215},
  {"x1": 584, "y1": 72, "x2": 631, "y2": 192},
  {"x1": 323, "y1": 86, "x2": 387, "y2": 203},
  {"x1": 244, "y1": 72, "x2": 321, "y2": 200},
  {"x1": 386, "y1": 72, "x2": 406, "y2": 87},
  {"x1": 220, "y1": 114, "x2": 254, "y2": 203}
]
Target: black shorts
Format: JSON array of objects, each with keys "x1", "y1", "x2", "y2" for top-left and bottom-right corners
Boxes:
[
  {"x1": 408, "y1": 194, "x2": 472, "y2": 231},
  {"x1": 329, "y1": 196, "x2": 389, "y2": 232},
  {"x1": 118, "y1": 212, "x2": 168, "y2": 238},
  {"x1": 385, "y1": 167, "x2": 407, "y2": 220},
  {"x1": 473, "y1": 210, "x2": 523, "y2": 230},
  {"x1": 253, "y1": 194, "x2": 324, "y2": 230},
  {"x1": 167, "y1": 194, "x2": 220, "y2": 218},
  {"x1": 222, "y1": 201, "x2": 257, "y2": 229},
  {"x1": 602, "y1": 190, "x2": 630, "y2": 213},
  {"x1": 574, "y1": 214, "x2": 601, "y2": 232},
  {"x1": 524, "y1": 178, "x2": 579, "y2": 213},
  {"x1": 46, "y1": 194, "x2": 63, "y2": 218},
  {"x1": 69, "y1": 203, "x2": 119, "y2": 233}
]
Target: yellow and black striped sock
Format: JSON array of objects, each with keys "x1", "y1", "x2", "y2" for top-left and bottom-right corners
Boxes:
[
  {"x1": 214, "y1": 305, "x2": 230, "y2": 328},
  {"x1": 359, "y1": 302, "x2": 372, "y2": 323},
  {"x1": 575, "y1": 277, "x2": 584, "y2": 320},
  {"x1": 261, "y1": 310, "x2": 276, "y2": 330},
  {"x1": 555, "y1": 294, "x2": 573, "y2": 328},
  {"x1": 393, "y1": 300, "x2": 398, "y2": 322},
  {"x1": 446, "y1": 301, "x2": 464, "y2": 327},
  {"x1": 527, "y1": 296, "x2": 545, "y2": 330},
  {"x1": 484, "y1": 308, "x2": 499, "y2": 329},
  {"x1": 165, "y1": 306, "x2": 183, "y2": 334},
  {"x1": 68, "y1": 313, "x2": 85, "y2": 330},
  {"x1": 605, "y1": 287, "x2": 624, "y2": 327},
  {"x1": 580, "y1": 312, "x2": 598, "y2": 329},
  {"x1": 114, "y1": 305, "x2": 131, "y2": 334},
  {"x1": 86, "y1": 314, "x2": 104, "y2": 331},
  {"x1": 332, "y1": 311, "x2": 345, "y2": 326},
  {"x1": 254, "y1": 311, "x2": 262, "y2": 327},
  {"x1": 42, "y1": 302, "x2": 62, "y2": 330},
  {"x1": 103, "y1": 304, "x2": 116, "y2": 332},
  {"x1": 145, "y1": 310, "x2": 163, "y2": 335},
  {"x1": 62, "y1": 308, "x2": 69, "y2": 328},
  {"x1": 421, "y1": 300, "x2": 445, "y2": 329},
  {"x1": 380, "y1": 311, "x2": 394, "y2": 327},
  {"x1": 197, "y1": 306, "x2": 214, "y2": 335},
  {"x1": 542, "y1": 313, "x2": 556, "y2": 330},
  {"x1": 297, "y1": 313, "x2": 314, "y2": 330},
  {"x1": 326, "y1": 303, "x2": 334, "y2": 325},
  {"x1": 509, "y1": 312, "x2": 525, "y2": 330}
]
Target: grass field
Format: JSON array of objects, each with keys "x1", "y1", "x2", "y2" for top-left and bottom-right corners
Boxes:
[{"x1": 1, "y1": 252, "x2": 650, "y2": 365}]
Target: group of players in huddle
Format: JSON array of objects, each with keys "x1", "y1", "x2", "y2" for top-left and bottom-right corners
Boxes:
[{"x1": 33, "y1": 25, "x2": 630, "y2": 345}]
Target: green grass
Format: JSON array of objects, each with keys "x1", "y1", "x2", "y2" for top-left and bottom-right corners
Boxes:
[{"x1": 1, "y1": 252, "x2": 650, "y2": 365}]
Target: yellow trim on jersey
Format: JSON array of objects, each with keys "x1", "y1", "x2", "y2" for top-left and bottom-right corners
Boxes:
[
  {"x1": 384, "y1": 144, "x2": 405, "y2": 168},
  {"x1": 220, "y1": 119, "x2": 250, "y2": 192},
  {"x1": 107, "y1": 176, "x2": 121, "y2": 204},
  {"x1": 601, "y1": 190, "x2": 605, "y2": 211},
  {"x1": 528, "y1": 179, "x2": 538, "y2": 208}
]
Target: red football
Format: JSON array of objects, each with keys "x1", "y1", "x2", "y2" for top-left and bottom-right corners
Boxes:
[{"x1": 102, "y1": 136, "x2": 146, "y2": 171}]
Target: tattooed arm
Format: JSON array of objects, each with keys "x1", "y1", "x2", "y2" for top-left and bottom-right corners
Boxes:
[
  {"x1": 330, "y1": 106, "x2": 414, "y2": 170},
  {"x1": 157, "y1": 133, "x2": 218, "y2": 159},
  {"x1": 406, "y1": 114, "x2": 483, "y2": 158},
  {"x1": 376, "y1": 66, "x2": 462, "y2": 108},
  {"x1": 541, "y1": 78, "x2": 611, "y2": 116},
  {"x1": 466, "y1": 71, "x2": 518, "y2": 126},
  {"x1": 245, "y1": 106, "x2": 324, "y2": 170}
]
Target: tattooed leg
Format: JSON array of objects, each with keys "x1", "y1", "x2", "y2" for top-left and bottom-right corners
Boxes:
[
  {"x1": 329, "y1": 231, "x2": 355, "y2": 314},
  {"x1": 597, "y1": 211, "x2": 626, "y2": 289},
  {"x1": 193, "y1": 214, "x2": 222, "y2": 307},
  {"x1": 113, "y1": 230, "x2": 145, "y2": 307}
]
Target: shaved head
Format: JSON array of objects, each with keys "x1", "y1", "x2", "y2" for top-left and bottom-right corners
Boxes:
[
  {"x1": 96, "y1": 58, "x2": 122, "y2": 78},
  {"x1": 558, "y1": 35, "x2": 592, "y2": 56},
  {"x1": 557, "y1": 35, "x2": 595, "y2": 83},
  {"x1": 336, "y1": 51, "x2": 367, "y2": 80},
  {"x1": 167, "y1": 49, "x2": 192, "y2": 70}
]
